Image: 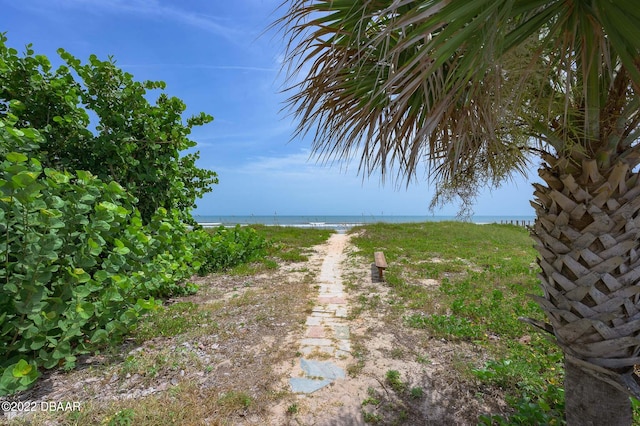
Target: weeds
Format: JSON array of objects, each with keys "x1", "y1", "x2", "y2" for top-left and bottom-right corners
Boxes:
[
  {"x1": 415, "y1": 354, "x2": 431, "y2": 364},
  {"x1": 362, "y1": 387, "x2": 381, "y2": 406},
  {"x1": 409, "y1": 387, "x2": 424, "y2": 399},
  {"x1": 385, "y1": 370, "x2": 406, "y2": 393},
  {"x1": 217, "y1": 391, "x2": 252, "y2": 410},
  {"x1": 361, "y1": 371, "x2": 423, "y2": 424},
  {"x1": 106, "y1": 409, "x2": 135, "y2": 426},
  {"x1": 362, "y1": 411, "x2": 383, "y2": 423},
  {"x1": 347, "y1": 340, "x2": 367, "y2": 377},
  {"x1": 479, "y1": 384, "x2": 566, "y2": 425}
]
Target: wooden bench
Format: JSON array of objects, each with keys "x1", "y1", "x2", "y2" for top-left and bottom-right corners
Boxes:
[{"x1": 374, "y1": 251, "x2": 387, "y2": 281}]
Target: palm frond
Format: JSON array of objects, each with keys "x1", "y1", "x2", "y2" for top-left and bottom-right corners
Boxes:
[{"x1": 277, "y1": 0, "x2": 640, "y2": 189}]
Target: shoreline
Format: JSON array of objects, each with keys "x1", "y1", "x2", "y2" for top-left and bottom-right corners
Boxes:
[{"x1": 194, "y1": 215, "x2": 535, "y2": 230}]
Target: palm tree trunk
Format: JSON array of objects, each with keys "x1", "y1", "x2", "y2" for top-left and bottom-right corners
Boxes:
[
  {"x1": 530, "y1": 155, "x2": 640, "y2": 425},
  {"x1": 565, "y1": 357, "x2": 631, "y2": 425}
]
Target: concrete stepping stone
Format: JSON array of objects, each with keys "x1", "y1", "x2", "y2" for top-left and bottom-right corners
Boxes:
[
  {"x1": 306, "y1": 325, "x2": 326, "y2": 338},
  {"x1": 290, "y1": 377, "x2": 333, "y2": 393},
  {"x1": 305, "y1": 316, "x2": 322, "y2": 326},
  {"x1": 300, "y1": 338, "x2": 333, "y2": 347},
  {"x1": 290, "y1": 234, "x2": 353, "y2": 394},
  {"x1": 318, "y1": 296, "x2": 347, "y2": 304},
  {"x1": 300, "y1": 358, "x2": 345, "y2": 380},
  {"x1": 290, "y1": 358, "x2": 346, "y2": 393},
  {"x1": 335, "y1": 307, "x2": 348, "y2": 317},
  {"x1": 333, "y1": 325, "x2": 350, "y2": 340},
  {"x1": 300, "y1": 345, "x2": 335, "y2": 356}
]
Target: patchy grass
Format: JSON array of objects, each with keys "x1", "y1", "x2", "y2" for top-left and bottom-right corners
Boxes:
[
  {"x1": 133, "y1": 302, "x2": 217, "y2": 342},
  {"x1": 359, "y1": 369, "x2": 426, "y2": 424},
  {"x1": 348, "y1": 222, "x2": 566, "y2": 424}
]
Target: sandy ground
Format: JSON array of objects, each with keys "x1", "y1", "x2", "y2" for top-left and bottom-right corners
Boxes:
[
  {"x1": 2, "y1": 231, "x2": 506, "y2": 425},
  {"x1": 266, "y1": 231, "x2": 503, "y2": 425}
]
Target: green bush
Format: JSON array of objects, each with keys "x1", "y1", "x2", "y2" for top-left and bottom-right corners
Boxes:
[
  {"x1": 0, "y1": 120, "x2": 200, "y2": 395},
  {"x1": 194, "y1": 226, "x2": 268, "y2": 275},
  {"x1": 0, "y1": 34, "x2": 217, "y2": 224},
  {"x1": 0, "y1": 36, "x2": 269, "y2": 397}
]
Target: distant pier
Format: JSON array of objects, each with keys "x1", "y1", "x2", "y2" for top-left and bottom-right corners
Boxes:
[{"x1": 499, "y1": 219, "x2": 533, "y2": 227}]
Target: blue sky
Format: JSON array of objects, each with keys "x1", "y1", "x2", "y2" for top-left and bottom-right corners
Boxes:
[{"x1": 1, "y1": 0, "x2": 539, "y2": 217}]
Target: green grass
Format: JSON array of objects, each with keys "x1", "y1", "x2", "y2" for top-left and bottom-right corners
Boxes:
[
  {"x1": 350, "y1": 222, "x2": 566, "y2": 424},
  {"x1": 105, "y1": 409, "x2": 135, "y2": 426},
  {"x1": 134, "y1": 302, "x2": 216, "y2": 341},
  {"x1": 250, "y1": 225, "x2": 334, "y2": 263},
  {"x1": 405, "y1": 313, "x2": 484, "y2": 340},
  {"x1": 351, "y1": 222, "x2": 545, "y2": 341}
]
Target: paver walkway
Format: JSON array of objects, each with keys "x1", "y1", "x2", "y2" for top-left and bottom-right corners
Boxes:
[{"x1": 290, "y1": 232, "x2": 351, "y2": 393}]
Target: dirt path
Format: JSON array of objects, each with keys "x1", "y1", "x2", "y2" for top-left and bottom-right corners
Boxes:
[
  {"x1": 269, "y1": 230, "x2": 495, "y2": 426},
  {"x1": 269, "y1": 231, "x2": 432, "y2": 425},
  {"x1": 293, "y1": 232, "x2": 352, "y2": 370},
  {"x1": 271, "y1": 232, "x2": 368, "y2": 424}
]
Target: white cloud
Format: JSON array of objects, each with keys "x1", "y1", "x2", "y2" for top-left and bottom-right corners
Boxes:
[
  {"x1": 230, "y1": 148, "x2": 366, "y2": 180},
  {"x1": 120, "y1": 63, "x2": 276, "y2": 72},
  {"x1": 43, "y1": 0, "x2": 246, "y2": 42}
]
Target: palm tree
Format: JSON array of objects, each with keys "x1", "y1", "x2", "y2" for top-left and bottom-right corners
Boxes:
[{"x1": 276, "y1": 1, "x2": 640, "y2": 424}]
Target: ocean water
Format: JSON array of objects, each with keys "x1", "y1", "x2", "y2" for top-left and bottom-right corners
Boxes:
[{"x1": 193, "y1": 215, "x2": 535, "y2": 230}]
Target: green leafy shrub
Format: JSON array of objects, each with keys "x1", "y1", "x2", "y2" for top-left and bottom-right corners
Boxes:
[
  {"x1": 0, "y1": 119, "x2": 201, "y2": 395},
  {"x1": 0, "y1": 35, "x2": 268, "y2": 397},
  {"x1": 194, "y1": 226, "x2": 268, "y2": 275},
  {"x1": 0, "y1": 34, "x2": 217, "y2": 224}
]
